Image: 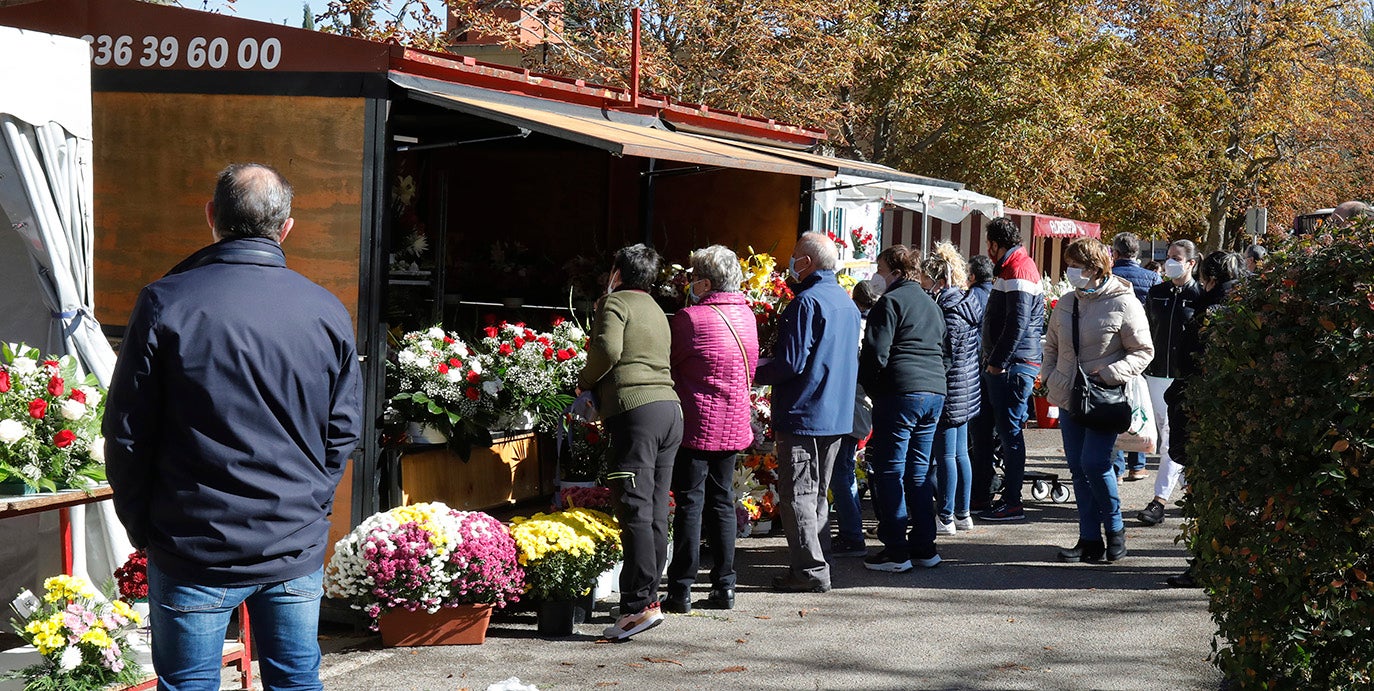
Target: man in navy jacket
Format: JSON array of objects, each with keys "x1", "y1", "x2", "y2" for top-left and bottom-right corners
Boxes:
[
  {"x1": 1110, "y1": 232, "x2": 1160, "y2": 481},
  {"x1": 756, "y1": 232, "x2": 860, "y2": 593},
  {"x1": 104, "y1": 164, "x2": 362, "y2": 690},
  {"x1": 978, "y1": 217, "x2": 1044, "y2": 522}
]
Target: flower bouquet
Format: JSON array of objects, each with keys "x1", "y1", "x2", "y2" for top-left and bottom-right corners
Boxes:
[
  {"x1": 1041, "y1": 273, "x2": 1072, "y2": 325},
  {"x1": 113, "y1": 551, "x2": 148, "y2": 604},
  {"x1": 559, "y1": 413, "x2": 608, "y2": 482},
  {"x1": 7, "y1": 575, "x2": 145, "y2": 691},
  {"x1": 739, "y1": 249, "x2": 793, "y2": 357},
  {"x1": 556, "y1": 485, "x2": 613, "y2": 512},
  {"x1": 0, "y1": 344, "x2": 106, "y2": 494},
  {"x1": 477, "y1": 319, "x2": 587, "y2": 433},
  {"x1": 387, "y1": 327, "x2": 502, "y2": 458},
  {"x1": 741, "y1": 452, "x2": 780, "y2": 527},
  {"x1": 508, "y1": 508, "x2": 621, "y2": 603},
  {"x1": 325, "y1": 502, "x2": 524, "y2": 634},
  {"x1": 850, "y1": 226, "x2": 877, "y2": 260}
]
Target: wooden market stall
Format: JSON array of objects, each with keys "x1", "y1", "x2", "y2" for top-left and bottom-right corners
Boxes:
[{"x1": 0, "y1": 0, "x2": 947, "y2": 532}]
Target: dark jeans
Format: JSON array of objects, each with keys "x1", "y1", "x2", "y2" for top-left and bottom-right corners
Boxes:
[
  {"x1": 983, "y1": 363, "x2": 1039, "y2": 506},
  {"x1": 830, "y1": 435, "x2": 864, "y2": 546},
  {"x1": 667, "y1": 447, "x2": 739, "y2": 599},
  {"x1": 869, "y1": 391, "x2": 945, "y2": 560},
  {"x1": 968, "y1": 373, "x2": 997, "y2": 505},
  {"x1": 606, "y1": 400, "x2": 683, "y2": 614},
  {"x1": 1060, "y1": 415, "x2": 1124, "y2": 538}
]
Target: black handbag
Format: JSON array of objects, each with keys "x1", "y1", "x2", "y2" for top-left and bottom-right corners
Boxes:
[{"x1": 1067, "y1": 296, "x2": 1132, "y2": 433}]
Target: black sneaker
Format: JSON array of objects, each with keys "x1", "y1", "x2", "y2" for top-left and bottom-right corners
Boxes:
[
  {"x1": 977, "y1": 501, "x2": 1025, "y2": 521},
  {"x1": 831, "y1": 540, "x2": 868, "y2": 558},
  {"x1": 1137, "y1": 500, "x2": 1165, "y2": 526},
  {"x1": 771, "y1": 574, "x2": 830, "y2": 593},
  {"x1": 863, "y1": 550, "x2": 913, "y2": 573}
]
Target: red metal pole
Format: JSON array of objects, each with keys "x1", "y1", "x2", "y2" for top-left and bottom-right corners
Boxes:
[
  {"x1": 60, "y1": 507, "x2": 73, "y2": 575},
  {"x1": 630, "y1": 7, "x2": 641, "y2": 109}
]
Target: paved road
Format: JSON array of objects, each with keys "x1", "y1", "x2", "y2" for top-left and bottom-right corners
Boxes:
[{"x1": 246, "y1": 427, "x2": 1222, "y2": 690}]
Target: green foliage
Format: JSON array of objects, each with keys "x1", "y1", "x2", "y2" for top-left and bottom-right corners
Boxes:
[{"x1": 1186, "y1": 222, "x2": 1374, "y2": 687}]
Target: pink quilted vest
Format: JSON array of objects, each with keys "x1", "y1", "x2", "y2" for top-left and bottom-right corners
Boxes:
[{"x1": 670, "y1": 291, "x2": 760, "y2": 452}]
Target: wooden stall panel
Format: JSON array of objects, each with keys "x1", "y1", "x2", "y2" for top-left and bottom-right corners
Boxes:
[
  {"x1": 643, "y1": 166, "x2": 801, "y2": 263},
  {"x1": 91, "y1": 92, "x2": 366, "y2": 328},
  {"x1": 400, "y1": 435, "x2": 544, "y2": 511}
]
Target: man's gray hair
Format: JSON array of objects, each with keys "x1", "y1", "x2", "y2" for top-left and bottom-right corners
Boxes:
[
  {"x1": 689, "y1": 245, "x2": 744, "y2": 292},
  {"x1": 213, "y1": 163, "x2": 293, "y2": 242},
  {"x1": 1112, "y1": 232, "x2": 1141, "y2": 259},
  {"x1": 796, "y1": 231, "x2": 839, "y2": 271}
]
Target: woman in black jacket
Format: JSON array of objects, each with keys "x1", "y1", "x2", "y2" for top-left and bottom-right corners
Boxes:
[
  {"x1": 921, "y1": 243, "x2": 984, "y2": 535},
  {"x1": 1163, "y1": 250, "x2": 1244, "y2": 587},
  {"x1": 859, "y1": 245, "x2": 948, "y2": 573},
  {"x1": 1136, "y1": 240, "x2": 1203, "y2": 526}
]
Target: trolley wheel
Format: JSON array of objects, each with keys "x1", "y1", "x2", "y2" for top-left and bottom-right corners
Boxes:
[
  {"x1": 1051, "y1": 482, "x2": 1072, "y2": 503},
  {"x1": 1030, "y1": 479, "x2": 1051, "y2": 501}
]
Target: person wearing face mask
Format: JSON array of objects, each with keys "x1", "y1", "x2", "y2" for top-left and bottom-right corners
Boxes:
[
  {"x1": 754, "y1": 232, "x2": 860, "y2": 592},
  {"x1": 579, "y1": 244, "x2": 683, "y2": 640},
  {"x1": 1162, "y1": 250, "x2": 1245, "y2": 587},
  {"x1": 978, "y1": 217, "x2": 1045, "y2": 522},
  {"x1": 859, "y1": 245, "x2": 949, "y2": 572},
  {"x1": 1042, "y1": 238, "x2": 1154, "y2": 563},
  {"x1": 921, "y1": 243, "x2": 984, "y2": 536},
  {"x1": 1136, "y1": 240, "x2": 1202, "y2": 526},
  {"x1": 663, "y1": 245, "x2": 759, "y2": 613}
]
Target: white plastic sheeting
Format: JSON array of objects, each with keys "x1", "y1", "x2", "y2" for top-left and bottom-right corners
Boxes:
[{"x1": 0, "y1": 27, "x2": 129, "y2": 595}]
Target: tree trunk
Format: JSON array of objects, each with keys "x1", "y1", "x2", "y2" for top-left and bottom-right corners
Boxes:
[{"x1": 1205, "y1": 183, "x2": 1231, "y2": 252}]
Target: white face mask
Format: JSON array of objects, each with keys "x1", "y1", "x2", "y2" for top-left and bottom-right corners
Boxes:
[
  {"x1": 1163, "y1": 259, "x2": 1188, "y2": 280},
  {"x1": 867, "y1": 273, "x2": 887, "y2": 294},
  {"x1": 1066, "y1": 267, "x2": 1094, "y2": 290}
]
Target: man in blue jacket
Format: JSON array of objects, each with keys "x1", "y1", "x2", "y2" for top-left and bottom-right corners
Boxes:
[
  {"x1": 978, "y1": 217, "x2": 1044, "y2": 522},
  {"x1": 1110, "y1": 232, "x2": 1160, "y2": 481},
  {"x1": 756, "y1": 232, "x2": 860, "y2": 593},
  {"x1": 104, "y1": 164, "x2": 362, "y2": 690}
]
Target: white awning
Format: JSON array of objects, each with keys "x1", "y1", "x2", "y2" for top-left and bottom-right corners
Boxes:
[{"x1": 818, "y1": 175, "x2": 1003, "y2": 224}]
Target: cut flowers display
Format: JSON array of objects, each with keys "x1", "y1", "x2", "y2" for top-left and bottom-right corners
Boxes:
[
  {"x1": 0, "y1": 344, "x2": 106, "y2": 493},
  {"x1": 325, "y1": 502, "x2": 524, "y2": 630},
  {"x1": 7, "y1": 575, "x2": 144, "y2": 691}
]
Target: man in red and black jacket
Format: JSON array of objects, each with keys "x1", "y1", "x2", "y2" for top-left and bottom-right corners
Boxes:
[{"x1": 977, "y1": 217, "x2": 1044, "y2": 522}]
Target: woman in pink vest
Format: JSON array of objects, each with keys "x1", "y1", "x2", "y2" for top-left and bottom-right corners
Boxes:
[{"x1": 663, "y1": 245, "x2": 760, "y2": 613}]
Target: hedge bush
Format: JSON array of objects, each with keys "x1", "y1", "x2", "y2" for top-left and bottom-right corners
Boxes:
[{"x1": 1186, "y1": 223, "x2": 1374, "y2": 688}]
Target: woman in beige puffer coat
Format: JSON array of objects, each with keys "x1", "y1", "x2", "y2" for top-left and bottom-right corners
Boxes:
[{"x1": 1043, "y1": 238, "x2": 1154, "y2": 563}]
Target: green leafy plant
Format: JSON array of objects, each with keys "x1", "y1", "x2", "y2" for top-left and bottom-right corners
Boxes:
[{"x1": 1185, "y1": 223, "x2": 1374, "y2": 687}]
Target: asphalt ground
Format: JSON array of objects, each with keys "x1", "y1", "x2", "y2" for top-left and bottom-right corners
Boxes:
[{"x1": 231, "y1": 426, "x2": 1223, "y2": 690}]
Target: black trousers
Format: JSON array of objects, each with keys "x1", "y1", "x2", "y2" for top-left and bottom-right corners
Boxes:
[
  {"x1": 969, "y1": 374, "x2": 998, "y2": 504},
  {"x1": 667, "y1": 448, "x2": 739, "y2": 599},
  {"x1": 605, "y1": 400, "x2": 683, "y2": 615}
]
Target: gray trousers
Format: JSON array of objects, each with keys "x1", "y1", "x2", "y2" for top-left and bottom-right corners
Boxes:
[{"x1": 775, "y1": 431, "x2": 843, "y2": 586}]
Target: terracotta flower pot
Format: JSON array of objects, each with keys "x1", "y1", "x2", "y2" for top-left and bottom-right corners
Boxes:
[{"x1": 378, "y1": 604, "x2": 493, "y2": 646}]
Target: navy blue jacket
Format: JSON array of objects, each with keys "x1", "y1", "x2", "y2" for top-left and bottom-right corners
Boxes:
[
  {"x1": 859, "y1": 278, "x2": 947, "y2": 398},
  {"x1": 934, "y1": 287, "x2": 983, "y2": 427},
  {"x1": 1112, "y1": 258, "x2": 1160, "y2": 304},
  {"x1": 756, "y1": 270, "x2": 860, "y2": 436},
  {"x1": 104, "y1": 237, "x2": 362, "y2": 587},
  {"x1": 982, "y1": 246, "x2": 1044, "y2": 369}
]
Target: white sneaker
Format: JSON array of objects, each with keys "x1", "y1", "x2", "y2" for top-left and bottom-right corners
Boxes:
[
  {"x1": 954, "y1": 515, "x2": 975, "y2": 531},
  {"x1": 935, "y1": 516, "x2": 957, "y2": 535},
  {"x1": 602, "y1": 603, "x2": 663, "y2": 641}
]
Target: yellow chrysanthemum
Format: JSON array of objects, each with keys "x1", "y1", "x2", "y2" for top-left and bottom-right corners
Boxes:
[
  {"x1": 42, "y1": 575, "x2": 97, "y2": 603},
  {"x1": 80, "y1": 627, "x2": 112, "y2": 648},
  {"x1": 109, "y1": 599, "x2": 142, "y2": 626}
]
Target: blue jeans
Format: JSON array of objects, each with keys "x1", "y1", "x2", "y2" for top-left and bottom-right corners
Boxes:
[
  {"x1": 1112, "y1": 449, "x2": 1146, "y2": 476},
  {"x1": 868, "y1": 392, "x2": 945, "y2": 560},
  {"x1": 149, "y1": 560, "x2": 324, "y2": 691},
  {"x1": 934, "y1": 422, "x2": 971, "y2": 522},
  {"x1": 829, "y1": 435, "x2": 864, "y2": 546},
  {"x1": 1059, "y1": 415, "x2": 1124, "y2": 539},
  {"x1": 983, "y1": 363, "x2": 1038, "y2": 506}
]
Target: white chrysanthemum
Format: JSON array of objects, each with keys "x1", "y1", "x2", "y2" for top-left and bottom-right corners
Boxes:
[
  {"x1": 397, "y1": 349, "x2": 416, "y2": 365},
  {"x1": 9, "y1": 357, "x2": 37, "y2": 376},
  {"x1": 426, "y1": 327, "x2": 445, "y2": 339},
  {"x1": 444, "y1": 368, "x2": 462, "y2": 383},
  {"x1": 90, "y1": 437, "x2": 105, "y2": 463}
]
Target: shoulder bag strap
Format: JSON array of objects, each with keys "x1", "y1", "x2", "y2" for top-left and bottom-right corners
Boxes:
[
  {"x1": 1071, "y1": 294, "x2": 1081, "y2": 359},
  {"x1": 708, "y1": 304, "x2": 751, "y2": 382}
]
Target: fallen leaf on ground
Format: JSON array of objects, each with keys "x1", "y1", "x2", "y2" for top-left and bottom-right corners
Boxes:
[
  {"x1": 735, "y1": 638, "x2": 748, "y2": 644},
  {"x1": 755, "y1": 615, "x2": 771, "y2": 620},
  {"x1": 625, "y1": 662, "x2": 644, "y2": 668},
  {"x1": 1043, "y1": 646, "x2": 1053, "y2": 650},
  {"x1": 561, "y1": 661, "x2": 575, "y2": 666},
  {"x1": 643, "y1": 657, "x2": 683, "y2": 666},
  {"x1": 1007, "y1": 618, "x2": 1016, "y2": 623},
  {"x1": 718, "y1": 666, "x2": 747, "y2": 673}
]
